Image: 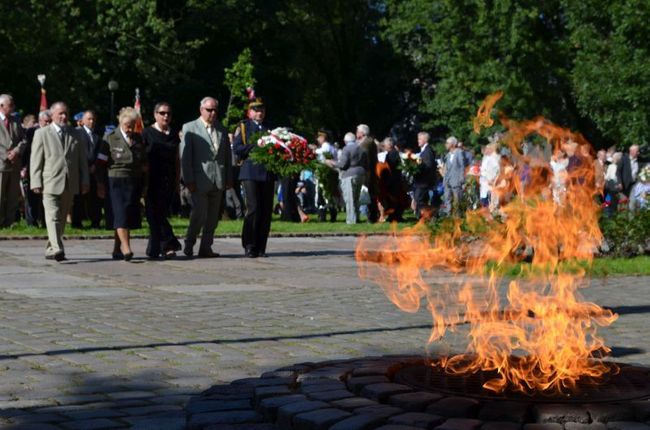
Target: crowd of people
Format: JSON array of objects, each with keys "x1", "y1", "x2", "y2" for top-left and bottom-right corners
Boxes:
[{"x1": 0, "y1": 92, "x2": 647, "y2": 262}]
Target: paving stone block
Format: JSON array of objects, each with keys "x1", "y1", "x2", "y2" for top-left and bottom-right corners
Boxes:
[
  {"x1": 308, "y1": 390, "x2": 355, "y2": 402},
  {"x1": 388, "y1": 392, "x2": 444, "y2": 412},
  {"x1": 478, "y1": 401, "x2": 529, "y2": 422},
  {"x1": 293, "y1": 408, "x2": 351, "y2": 430},
  {"x1": 388, "y1": 412, "x2": 445, "y2": 428},
  {"x1": 374, "y1": 425, "x2": 424, "y2": 430},
  {"x1": 353, "y1": 405, "x2": 403, "y2": 419},
  {"x1": 585, "y1": 404, "x2": 635, "y2": 423},
  {"x1": 232, "y1": 377, "x2": 295, "y2": 387},
  {"x1": 122, "y1": 412, "x2": 186, "y2": 430},
  {"x1": 277, "y1": 400, "x2": 330, "y2": 429},
  {"x1": 187, "y1": 399, "x2": 252, "y2": 414},
  {"x1": 523, "y1": 425, "x2": 564, "y2": 430},
  {"x1": 351, "y1": 365, "x2": 394, "y2": 377},
  {"x1": 331, "y1": 397, "x2": 378, "y2": 411},
  {"x1": 565, "y1": 423, "x2": 607, "y2": 430},
  {"x1": 257, "y1": 394, "x2": 306, "y2": 420},
  {"x1": 60, "y1": 409, "x2": 126, "y2": 421},
  {"x1": 347, "y1": 376, "x2": 390, "y2": 394},
  {"x1": 60, "y1": 418, "x2": 126, "y2": 429},
  {"x1": 606, "y1": 423, "x2": 650, "y2": 430},
  {"x1": 297, "y1": 368, "x2": 349, "y2": 382},
  {"x1": 533, "y1": 404, "x2": 590, "y2": 424},
  {"x1": 481, "y1": 421, "x2": 522, "y2": 430},
  {"x1": 187, "y1": 410, "x2": 263, "y2": 429},
  {"x1": 631, "y1": 400, "x2": 650, "y2": 421},
  {"x1": 427, "y1": 397, "x2": 480, "y2": 418},
  {"x1": 434, "y1": 418, "x2": 483, "y2": 430},
  {"x1": 253, "y1": 386, "x2": 293, "y2": 404},
  {"x1": 301, "y1": 381, "x2": 347, "y2": 394},
  {"x1": 202, "y1": 385, "x2": 255, "y2": 398},
  {"x1": 360, "y1": 383, "x2": 413, "y2": 402},
  {"x1": 328, "y1": 413, "x2": 388, "y2": 430}
]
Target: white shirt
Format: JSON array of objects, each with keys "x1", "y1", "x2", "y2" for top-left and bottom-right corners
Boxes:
[
  {"x1": 316, "y1": 141, "x2": 338, "y2": 162},
  {"x1": 153, "y1": 123, "x2": 170, "y2": 135},
  {"x1": 479, "y1": 153, "x2": 500, "y2": 198},
  {"x1": 631, "y1": 157, "x2": 639, "y2": 181},
  {"x1": 120, "y1": 128, "x2": 131, "y2": 145},
  {"x1": 0, "y1": 112, "x2": 7, "y2": 121}
]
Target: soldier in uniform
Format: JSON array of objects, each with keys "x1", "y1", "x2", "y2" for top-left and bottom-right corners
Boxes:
[{"x1": 232, "y1": 97, "x2": 274, "y2": 258}]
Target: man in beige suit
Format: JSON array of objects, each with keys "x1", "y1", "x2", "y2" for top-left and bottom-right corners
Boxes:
[
  {"x1": 180, "y1": 97, "x2": 232, "y2": 258},
  {"x1": 30, "y1": 102, "x2": 89, "y2": 261},
  {"x1": 0, "y1": 94, "x2": 27, "y2": 227}
]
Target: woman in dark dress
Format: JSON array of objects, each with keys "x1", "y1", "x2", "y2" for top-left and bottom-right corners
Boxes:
[
  {"x1": 96, "y1": 107, "x2": 147, "y2": 261},
  {"x1": 142, "y1": 102, "x2": 181, "y2": 259}
]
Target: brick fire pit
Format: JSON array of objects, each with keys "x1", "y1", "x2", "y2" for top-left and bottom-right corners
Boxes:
[{"x1": 186, "y1": 355, "x2": 650, "y2": 429}]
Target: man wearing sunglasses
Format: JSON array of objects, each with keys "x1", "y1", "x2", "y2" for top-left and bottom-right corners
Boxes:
[{"x1": 180, "y1": 97, "x2": 233, "y2": 258}]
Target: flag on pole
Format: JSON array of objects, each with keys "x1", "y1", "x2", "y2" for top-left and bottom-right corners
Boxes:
[
  {"x1": 134, "y1": 87, "x2": 144, "y2": 133},
  {"x1": 37, "y1": 74, "x2": 48, "y2": 111}
]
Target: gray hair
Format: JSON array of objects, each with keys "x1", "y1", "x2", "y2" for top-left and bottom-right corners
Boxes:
[
  {"x1": 446, "y1": 136, "x2": 458, "y2": 147},
  {"x1": 200, "y1": 97, "x2": 218, "y2": 107},
  {"x1": 418, "y1": 131, "x2": 430, "y2": 141},
  {"x1": 344, "y1": 132, "x2": 356, "y2": 143},
  {"x1": 0, "y1": 94, "x2": 13, "y2": 106},
  {"x1": 38, "y1": 110, "x2": 51, "y2": 120},
  {"x1": 118, "y1": 106, "x2": 139, "y2": 124},
  {"x1": 153, "y1": 101, "x2": 171, "y2": 114},
  {"x1": 356, "y1": 124, "x2": 370, "y2": 136}
]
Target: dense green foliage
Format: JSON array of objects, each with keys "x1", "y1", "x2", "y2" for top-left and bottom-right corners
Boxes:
[{"x1": 1, "y1": 0, "x2": 648, "y2": 150}]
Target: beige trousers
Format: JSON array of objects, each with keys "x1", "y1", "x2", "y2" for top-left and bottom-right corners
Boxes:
[{"x1": 42, "y1": 189, "x2": 73, "y2": 256}]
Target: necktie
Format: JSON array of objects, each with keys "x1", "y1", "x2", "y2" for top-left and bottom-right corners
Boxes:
[
  {"x1": 3, "y1": 117, "x2": 9, "y2": 131},
  {"x1": 207, "y1": 126, "x2": 218, "y2": 152},
  {"x1": 58, "y1": 128, "x2": 65, "y2": 145}
]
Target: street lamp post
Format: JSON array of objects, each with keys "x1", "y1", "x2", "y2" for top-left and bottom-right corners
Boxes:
[{"x1": 108, "y1": 79, "x2": 119, "y2": 125}]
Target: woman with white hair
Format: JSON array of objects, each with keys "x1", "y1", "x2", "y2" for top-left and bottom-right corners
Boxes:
[
  {"x1": 479, "y1": 143, "x2": 500, "y2": 207},
  {"x1": 97, "y1": 107, "x2": 147, "y2": 260}
]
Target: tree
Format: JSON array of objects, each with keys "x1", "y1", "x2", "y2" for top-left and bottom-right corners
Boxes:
[
  {"x1": 382, "y1": 0, "x2": 580, "y2": 147},
  {"x1": 223, "y1": 48, "x2": 256, "y2": 131},
  {"x1": 564, "y1": 0, "x2": 650, "y2": 151}
]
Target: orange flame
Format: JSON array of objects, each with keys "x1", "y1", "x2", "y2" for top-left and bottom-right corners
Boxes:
[
  {"x1": 357, "y1": 92, "x2": 617, "y2": 395},
  {"x1": 473, "y1": 90, "x2": 503, "y2": 134}
]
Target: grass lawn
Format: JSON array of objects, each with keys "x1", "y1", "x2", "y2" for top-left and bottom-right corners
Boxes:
[
  {"x1": 0, "y1": 214, "x2": 419, "y2": 238},
  {"x1": 486, "y1": 256, "x2": 650, "y2": 277}
]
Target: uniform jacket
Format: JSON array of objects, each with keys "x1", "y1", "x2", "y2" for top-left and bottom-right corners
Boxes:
[
  {"x1": 98, "y1": 129, "x2": 146, "y2": 178},
  {"x1": 180, "y1": 118, "x2": 232, "y2": 192},
  {"x1": 30, "y1": 124, "x2": 89, "y2": 195},
  {"x1": 232, "y1": 119, "x2": 273, "y2": 182}
]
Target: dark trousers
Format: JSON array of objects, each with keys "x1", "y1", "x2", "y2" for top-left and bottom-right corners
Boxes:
[
  {"x1": 146, "y1": 183, "x2": 181, "y2": 257},
  {"x1": 242, "y1": 180, "x2": 274, "y2": 253},
  {"x1": 280, "y1": 176, "x2": 300, "y2": 222},
  {"x1": 24, "y1": 188, "x2": 44, "y2": 227},
  {"x1": 413, "y1": 186, "x2": 431, "y2": 219},
  {"x1": 72, "y1": 175, "x2": 102, "y2": 227}
]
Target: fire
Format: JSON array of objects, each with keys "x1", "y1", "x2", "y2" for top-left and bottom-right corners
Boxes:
[{"x1": 356, "y1": 92, "x2": 618, "y2": 395}]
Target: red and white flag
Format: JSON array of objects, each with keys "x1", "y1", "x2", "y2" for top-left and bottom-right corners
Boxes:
[{"x1": 134, "y1": 88, "x2": 144, "y2": 133}]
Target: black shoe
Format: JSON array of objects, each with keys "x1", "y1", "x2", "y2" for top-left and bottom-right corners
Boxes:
[
  {"x1": 258, "y1": 252, "x2": 268, "y2": 258},
  {"x1": 245, "y1": 249, "x2": 258, "y2": 258},
  {"x1": 112, "y1": 251, "x2": 124, "y2": 260},
  {"x1": 123, "y1": 252, "x2": 134, "y2": 261},
  {"x1": 46, "y1": 252, "x2": 66, "y2": 262},
  {"x1": 198, "y1": 249, "x2": 220, "y2": 258},
  {"x1": 183, "y1": 242, "x2": 194, "y2": 258}
]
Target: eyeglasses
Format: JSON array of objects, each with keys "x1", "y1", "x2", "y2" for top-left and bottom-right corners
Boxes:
[
  {"x1": 156, "y1": 111, "x2": 171, "y2": 116},
  {"x1": 203, "y1": 108, "x2": 217, "y2": 113}
]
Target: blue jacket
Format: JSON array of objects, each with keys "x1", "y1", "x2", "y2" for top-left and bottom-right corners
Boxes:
[{"x1": 232, "y1": 119, "x2": 274, "y2": 182}]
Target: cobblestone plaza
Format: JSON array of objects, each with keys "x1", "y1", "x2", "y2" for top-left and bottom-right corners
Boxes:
[{"x1": 0, "y1": 237, "x2": 647, "y2": 429}]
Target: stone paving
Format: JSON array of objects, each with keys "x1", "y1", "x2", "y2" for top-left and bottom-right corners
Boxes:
[{"x1": 0, "y1": 236, "x2": 647, "y2": 429}]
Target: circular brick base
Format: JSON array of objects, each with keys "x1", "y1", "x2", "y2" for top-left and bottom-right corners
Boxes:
[{"x1": 186, "y1": 355, "x2": 650, "y2": 430}]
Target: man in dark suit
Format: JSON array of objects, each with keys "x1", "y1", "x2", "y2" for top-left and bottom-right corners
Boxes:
[
  {"x1": 22, "y1": 110, "x2": 51, "y2": 227},
  {"x1": 356, "y1": 124, "x2": 378, "y2": 223},
  {"x1": 72, "y1": 110, "x2": 102, "y2": 228},
  {"x1": 412, "y1": 131, "x2": 438, "y2": 219},
  {"x1": 0, "y1": 94, "x2": 27, "y2": 227},
  {"x1": 232, "y1": 98, "x2": 274, "y2": 258},
  {"x1": 618, "y1": 144, "x2": 640, "y2": 196}
]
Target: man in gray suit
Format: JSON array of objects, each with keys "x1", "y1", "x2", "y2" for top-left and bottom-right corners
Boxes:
[
  {"x1": 180, "y1": 97, "x2": 232, "y2": 258},
  {"x1": 326, "y1": 132, "x2": 367, "y2": 224},
  {"x1": 30, "y1": 102, "x2": 89, "y2": 261},
  {"x1": 442, "y1": 136, "x2": 466, "y2": 217},
  {"x1": 0, "y1": 94, "x2": 27, "y2": 227}
]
